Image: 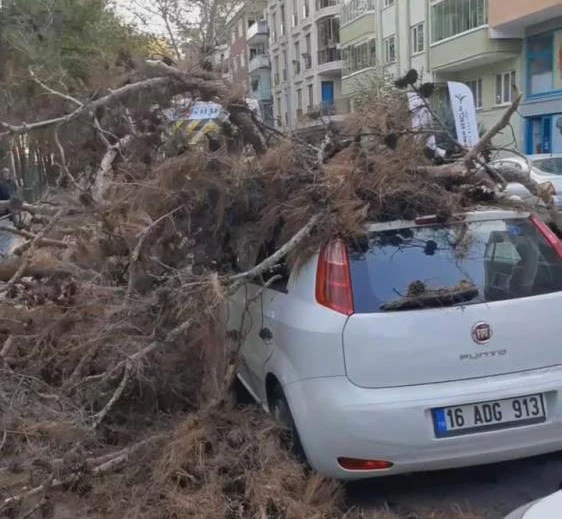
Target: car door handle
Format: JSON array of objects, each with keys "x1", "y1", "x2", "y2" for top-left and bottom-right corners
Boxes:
[{"x1": 259, "y1": 327, "x2": 273, "y2": 341}]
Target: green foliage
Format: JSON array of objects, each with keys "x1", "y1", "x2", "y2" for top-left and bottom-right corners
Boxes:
[{"x1": 0, "y1": 0, "x2": 150, "y2": 85}]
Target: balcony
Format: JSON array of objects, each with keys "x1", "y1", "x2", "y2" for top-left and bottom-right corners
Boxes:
[
  {"x1": 247, "y1": 20, "x2": 269, "y2": 45},
  {"x1": 297, "y1": 99, "x2": 351, "y2": 128},
  {"x1": 249, "y1": 54, "x2": 271, "y2": 73},
  {"x1": 317, "y1": 47, "x2": 343, "y2": 75},
  {"x1": 490, "y1": 0, "x2": 562, "y2": 38},
  {"x1": 314, "y1": 0, "x2": 340, "y2": 21},
  {"x1": 430, "y1": 26, "x2": 521, "y2": 73}
]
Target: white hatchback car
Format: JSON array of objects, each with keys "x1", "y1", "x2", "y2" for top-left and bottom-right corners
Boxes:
[{"x1": 228, "y1": 209, "x2": 562, "y2": 480}]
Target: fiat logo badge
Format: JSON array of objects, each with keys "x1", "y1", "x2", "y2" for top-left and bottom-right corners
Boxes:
[{"x1": 472, "y1": 322, "x2": 492, "y2": 345}]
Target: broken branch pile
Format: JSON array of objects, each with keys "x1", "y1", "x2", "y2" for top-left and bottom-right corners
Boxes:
[{"x1": 0, "y1": 64, "x2": 550, "y2": 518}]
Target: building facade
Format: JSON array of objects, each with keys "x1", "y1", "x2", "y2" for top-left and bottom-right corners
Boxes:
[
  {"x1": 267, "y1": 0, "x2": 348, "y2": 131},
  {"x1": 225, "y1": 5, "x2": 266, "y2": 95},
  {"x1": 247, "y1": 19, "x2": 275, "y2": 125},
  {"x1": 341, "y1": 0, "x2": 429, "y2": 97},
  {"x1": 490, "y1": 0, "x2": 562, "y2": 154},
  {"x1": 340, "y1": 0, "x2": 529, "y2": 148}
]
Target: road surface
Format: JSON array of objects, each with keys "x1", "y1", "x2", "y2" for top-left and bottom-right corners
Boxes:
[{"x1": 351, "y1": 453, "x2": 562, "y2": 518}]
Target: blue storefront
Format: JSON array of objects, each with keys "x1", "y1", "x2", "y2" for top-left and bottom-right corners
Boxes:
[{"x1": 522, "y1": 21, "x2": 562, "y2": 154}]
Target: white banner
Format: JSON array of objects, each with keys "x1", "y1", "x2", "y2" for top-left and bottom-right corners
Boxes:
[{"x1": 447, "y1": 81, "x2": 479, "y2": 147}]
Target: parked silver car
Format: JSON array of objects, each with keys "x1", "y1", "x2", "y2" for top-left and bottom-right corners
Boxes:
[
  {"x1": 492, "y1": 154, "x2": 562, "y2": 209},
  {"x1": 228, "y1": 209, "x2": 562, "y2": 479}
]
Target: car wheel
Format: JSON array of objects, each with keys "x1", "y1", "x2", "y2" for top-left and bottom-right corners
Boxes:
[{"x1": 270, "y1": 384, "x2": 307, "y2": 463}]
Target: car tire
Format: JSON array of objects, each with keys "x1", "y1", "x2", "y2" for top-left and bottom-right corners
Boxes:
[{"x1": 269, "y1": 384, "x2": 307, "y2": 463}]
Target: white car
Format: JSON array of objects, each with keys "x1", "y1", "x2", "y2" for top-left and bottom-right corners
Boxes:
[
  {"x1": 228, "y1": 209, "x2": 562, "y2": 480},
  {"x1": 506, "y1": 491, "x2": 562, "y2": 518},
  {"x1": 492, "y1": 154, "x2": 562, "y2": 210}
]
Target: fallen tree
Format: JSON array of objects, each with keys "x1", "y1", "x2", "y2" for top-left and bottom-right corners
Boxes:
[{"x1": 0, "y1": 62, "x2": 552, "y2": 519}]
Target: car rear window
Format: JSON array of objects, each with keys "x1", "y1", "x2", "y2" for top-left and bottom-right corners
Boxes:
[
  {"x1": 348, "y1": 218, "x2": 562, "y2": 313},
  {"x1": 533, "y1": 157, "x2": 562, "y2": 175}
]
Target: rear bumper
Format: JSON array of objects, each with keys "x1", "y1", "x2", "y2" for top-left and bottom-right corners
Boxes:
[{"x1": 284, "y1": 366, "x2": 562, "y2": 480}]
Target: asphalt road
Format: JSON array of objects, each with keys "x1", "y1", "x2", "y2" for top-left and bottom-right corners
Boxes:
[{"x1": 349, "y1": 453, "x2": 562, "y2": 518}]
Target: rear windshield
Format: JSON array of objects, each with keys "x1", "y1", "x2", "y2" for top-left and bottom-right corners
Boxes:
[
  {"x1": 533, "y1": 157, "x2": 562, "y2": 175},
  {"x1": 348, "y1": 218, "x2": 562, "y2": 313}
]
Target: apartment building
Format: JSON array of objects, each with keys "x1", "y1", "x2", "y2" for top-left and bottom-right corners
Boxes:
[
  {"x1": 225, "y1": 4, "x2": 266, "y2": 94},
  {"x1": 341, "y1": 0, "x2": 429, "y2": 96},
  {"x1": 247, "y1": 19, "x2": 275, "y2": 124},
  {"x1": 489, "y1": 0, "x2": 562, "y2": 154},
  {"x1": 267, "y1": 0, "x2": 348, "y2": 131},
  {"x1": 340, "y1": 0, "x2": 527, "y2": 148}
]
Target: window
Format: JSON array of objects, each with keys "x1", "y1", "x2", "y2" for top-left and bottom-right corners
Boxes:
[
  {"x1": 411, "y1": 23, "x2": 424, "y2": 54},
  {"x1": 292, "y1": 0, "x2": 298, "y2": 25},
  {"x1": 383, "y1": 0, "x2": 394, "y2": 7},
  {"x1": 496, "y1": 71, "x2": 516, "y2": 105},
  {"x1": 271, "y1": 12, "x2": 277, "y2": 41},
  {"x1": 274, "y1": 55, "x2": 280, "y2": 85},
  {"x1": 347, "y1": 218, "x2": 562, "y2": 314},
  {"x1": 383, "y1": 35, "x2": 396, "y2": 64},
  {"x1": 317, "y1": 0, "x2": 337, "y2": 8},
  {"x1": 343, "y1": 38, "x2": 376, "y2": 75},
  {"x1": 527, "y1": 35, "x2": 554, "y2": 95},
  {"x1": 466, "y1": 78, "x2": 483, "y2": 109},
  {"x1": 241, "y1": 53, "x2": 246, "y2": 68},
  {"x1": 297, "y1": 88, "x2": 303, "y2": 114},
  {"x1": 282, "y1": 49, "x2": 288, "y2": 80},
  {"x1": 254, "y1": 242, "x2": 290, "y2": 292},
  {"x1": 303, "y1": 0, "x2": 310, "y2": 18},
  {"x1": 280, "y1": 4, "x2": 286, "y2": 36},
  {"x1": 308, "y1": 84, "x2": 314, "y2": 109},
  {"x1": 431, "y1": 0, "x2": 488, "y2": 43},
  {"x1": 341, "y1": 0, "x2": 375, "y2": 24},
  {"x1": 276, "y1": 95, "x2": 282, "y2": 124},
  {"x1": 294, "y1": 41, "x2": 301, "y2": 74},
  {"x1": 304, "y1": 33, "x2": 312, "y2": 69},
  {"x1": 317, "y1": 16, "x2": 340, "y2": 47}
]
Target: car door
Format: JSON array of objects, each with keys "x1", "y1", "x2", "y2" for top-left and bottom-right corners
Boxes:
[{"x1": 228, "y1": 239, "x2": 290, "y2": 403}]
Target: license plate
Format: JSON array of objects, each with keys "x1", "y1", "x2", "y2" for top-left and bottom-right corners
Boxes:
[{"x1": 432, "y1": 394, "x2": 546, "y2": 438}]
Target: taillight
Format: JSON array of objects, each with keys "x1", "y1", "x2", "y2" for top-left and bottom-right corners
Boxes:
[
  {"x1": 530, "y1": 214, "x2": 562, "y2": 259},
  {"x1": 316, "y1": 238, "x2": 354, "y2": 316},
  {"x1": 337, "y1": 457, "x2": 393, "y2": 471}
]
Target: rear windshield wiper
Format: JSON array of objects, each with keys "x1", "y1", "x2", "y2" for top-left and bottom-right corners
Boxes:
[{"x1": 380, "y1": 280, "x2": 479, "y2": 311}]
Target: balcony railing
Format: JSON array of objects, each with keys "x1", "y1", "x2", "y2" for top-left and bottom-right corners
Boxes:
[
  {"x1": 305, "y1": 99, "x2": 351, "y2": 118},
  {"x1": 249, "y1": 54, "x2": 271, "y2": 73},
  {"x1": 318, "y1": 47, "x2": 341, "y2": 65},
  {"x1": 316, "y1": 0, "x2": 337, "y2": 8}
]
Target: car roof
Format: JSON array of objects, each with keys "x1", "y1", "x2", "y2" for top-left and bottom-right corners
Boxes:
[
  {"x1": 366, "y1": 209, "x2": 530, "y2": 232},
  {"x1": 527, "y1": 154, "x2": 562, "y2": 160}
]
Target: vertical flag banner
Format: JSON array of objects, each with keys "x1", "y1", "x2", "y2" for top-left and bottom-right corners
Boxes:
[{"x1": 447, "y1": 81, "x2": 479, "y2": 147}]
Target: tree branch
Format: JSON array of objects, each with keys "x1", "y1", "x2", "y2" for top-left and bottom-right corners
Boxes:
[
  {"x1": 464, "y1": 91, "x2": 523, "y2": 166},
  {"x1": 229, "y1": 214, "x2": 322, "y2": 289}
]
